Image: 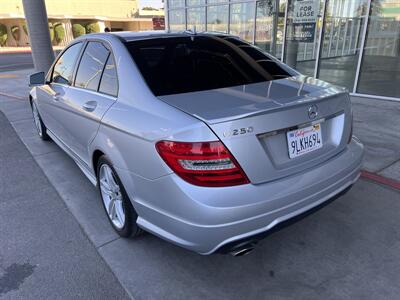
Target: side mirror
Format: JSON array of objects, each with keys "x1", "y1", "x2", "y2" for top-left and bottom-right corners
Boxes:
[{"x1": 29, "y1": 72, "x2": 46, "y2": 87}]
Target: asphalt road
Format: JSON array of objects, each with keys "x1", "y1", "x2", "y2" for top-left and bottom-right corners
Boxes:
[
  {"x1": 0, "y1": 53, "x2": 34, "y2": 72},
  {"x1": 0, "y1": 109, "x2": 129, "y2": 299}
]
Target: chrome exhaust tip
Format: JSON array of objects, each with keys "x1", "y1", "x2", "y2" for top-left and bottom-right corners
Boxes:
[{"x1": 230, "y1": 242, "x2": 256, "y2": 257}]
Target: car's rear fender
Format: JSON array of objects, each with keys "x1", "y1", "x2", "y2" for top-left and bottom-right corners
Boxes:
[{"x1": 90, "y1": 100, "x2": 218, "y2": 181}]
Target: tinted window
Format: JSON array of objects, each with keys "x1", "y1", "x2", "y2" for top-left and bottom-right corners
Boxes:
[
  {"x1": 75, "y1": 42, "x2": 110, "y2": 91},
  {"x1": 99, "y1": 55, "x2": 118, "y2": 96},
  {"x1": 124, "y1": 36, "x2": 293, "y2": 96},
  {"x1": 52, "y1": 43, "x2": 82, "y2": 85}
]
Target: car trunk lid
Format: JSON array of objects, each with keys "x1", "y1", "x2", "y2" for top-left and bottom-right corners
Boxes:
[{"x1": 158, "y1": 76, "x2": 352, "y2": 184}]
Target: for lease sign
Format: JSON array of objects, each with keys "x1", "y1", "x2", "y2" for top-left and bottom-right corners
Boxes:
[
  {"x1": 293, "y1": 0, "x2": 317, "y2": 24},
  {"x1": 292, "y1": 0, "x2": 318, "y2": 42}
]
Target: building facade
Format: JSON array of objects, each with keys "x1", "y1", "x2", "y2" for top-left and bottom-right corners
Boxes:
[
  {"x1": 166, "y1": 0, "x2": 400, "y2": 101},
  {"x1": 0, "y1": 0, "x2": 164, "y2": 48}
]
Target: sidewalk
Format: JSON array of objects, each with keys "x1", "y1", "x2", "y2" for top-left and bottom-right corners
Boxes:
[
  {"x1": 0, "y1": 110, "x2": 129, "y2": 299},
  {"x1": 352, "y1": 96, "x2": 400, "y2": 180}
]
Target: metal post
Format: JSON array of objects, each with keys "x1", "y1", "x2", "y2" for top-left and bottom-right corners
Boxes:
[
  {"x1": 354, "y1": 18, "x2": 361, "y2": 54},
  {"x1": 204, "y1": 4, "x2": 207, "y2": 31},
  {"x1": 165, "y1": 0, "x2": 170, "y2": 31},
  {"x1": 228, "y1": 2, "x2": 231, "y2": 34},
  {"x1": 271, "y1": 0, "x2": 279, "y2": 56},
  {"x1": 313, "y1": 0, "x2": 327, "y2": 78},
  {"x1": 341, "y1": 18, "x2": 348, "y2": 56},
  {"x1": 348, "y1": 18, "x2": 354, "y2": 55},
  {"x1": 252, "y1": 1, "x2": 257, "y2": 44},
  {"x1": 22, "y1": 0, "x2": 55, "y2": 73},
  {"x1": 352, "y1": 0, "x2": 371, "y2": 93},
  {"x1": 335, "y1": 18, "x2": 342, "y2": 56},
  {"x1": 281, "y1": 0, "x2": 289, "y2": 62},
  {"x1": 184, "y1": 0, "x2": 188, "y2": 30}
]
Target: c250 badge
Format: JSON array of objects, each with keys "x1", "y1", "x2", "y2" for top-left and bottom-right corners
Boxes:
[{"x1": 223, "y1": 127, "x2": 254, "y2": 137}]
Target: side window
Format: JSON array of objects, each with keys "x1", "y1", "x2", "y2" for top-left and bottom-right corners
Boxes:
[
  {"x1": 52, "y1": 42, "x2": 83, "y2": 85},
  {"x1": 74, "y1": 42, "x2": 110, "y2": 91},
  {"x1": 99, "y1": 55, "x2": 118, "y2": 97}
]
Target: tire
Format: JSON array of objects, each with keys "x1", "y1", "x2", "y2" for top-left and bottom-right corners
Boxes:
[
  {"x1": 96, "y1": 155, "x2": 143, "y2": 238},
  {"x1": 31, "y1": 101, "x2": 50, "y2": 141}
]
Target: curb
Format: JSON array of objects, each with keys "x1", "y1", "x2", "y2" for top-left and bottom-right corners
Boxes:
[
  {"x1": 0, "y1": 47, "x2": 64, "y2": 54},
  {"x1": 0, "y1": 48, "x2": 32, "y2": 54},
  {"x1": 361, "y1": 170, "x2": 400, "y2": 191},
  {"x1": 0, "y1": 91, "x2": 27, "y2": 101}
]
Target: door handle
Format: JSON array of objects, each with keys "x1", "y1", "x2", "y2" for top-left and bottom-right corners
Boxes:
[{"x1": 82, "y1": 101, "x2": 97, "y2": 112}]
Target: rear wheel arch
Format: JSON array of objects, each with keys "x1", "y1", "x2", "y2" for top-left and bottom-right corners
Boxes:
[
  {"x1": 92, "y1": 149, "x2": 105, "y2": 176},
  {"x1": 95, "y1": 154, "x2": 143, "y2": 237}
]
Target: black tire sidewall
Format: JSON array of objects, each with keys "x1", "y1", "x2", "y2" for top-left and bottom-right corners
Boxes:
[{"x1": 32, "y1": 101, "x2": 50, "y2": 141}]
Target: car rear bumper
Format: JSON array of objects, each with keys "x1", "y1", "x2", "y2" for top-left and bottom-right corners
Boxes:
[{"x1": 117, "y1": 138, "x2": 364, "y2": 254}]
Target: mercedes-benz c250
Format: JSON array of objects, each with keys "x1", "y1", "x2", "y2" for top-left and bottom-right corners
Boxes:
[{"x1": 29, "y1": 31, "x2": 364, "y2": 255}]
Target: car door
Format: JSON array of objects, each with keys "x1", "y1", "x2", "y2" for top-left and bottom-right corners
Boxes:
[
  {"x1": 56, "y1": 41, "x2": 118, "y2": 166},
  {"x1": 36, "y1": 42, "x2": 84, "y2": 142}
]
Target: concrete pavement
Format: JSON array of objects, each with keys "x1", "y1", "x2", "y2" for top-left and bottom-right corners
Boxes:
[
  {"x1": 352, "y1": 96, "x2": 400, "y2": 179},
  {"x1": 0, "y1": 51, "x2": 62, "y2": 72},
  {"x1": 0, "y1": 110, "x2": 129, "y2": 299},
  {"x1": 0, "y1": 69, "x2": 400, "y2": 299}
]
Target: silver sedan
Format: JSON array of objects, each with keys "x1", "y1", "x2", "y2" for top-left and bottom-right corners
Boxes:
[{"x1": 29, "y1": 31, "x2": 364, "y2": 255}]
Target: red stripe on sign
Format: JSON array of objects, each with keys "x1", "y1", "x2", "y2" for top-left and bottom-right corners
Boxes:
[{"x1": 361, "y1": 170, "x2": 400, "y2": 190}]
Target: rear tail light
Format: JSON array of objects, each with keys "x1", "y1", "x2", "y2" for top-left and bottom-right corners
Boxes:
[{"x1": 156, "y1": 140, "x2": 250, "y2": 187}]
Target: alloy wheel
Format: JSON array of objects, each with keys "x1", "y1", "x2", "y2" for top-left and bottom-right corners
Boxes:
[{"x1": 99, "y1": 164, "x2": 126, "y2": 229}]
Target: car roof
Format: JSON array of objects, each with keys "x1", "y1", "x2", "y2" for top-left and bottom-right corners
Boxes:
[{"x1": 86, "y1": 30, "x2": 232, "y2": 43}]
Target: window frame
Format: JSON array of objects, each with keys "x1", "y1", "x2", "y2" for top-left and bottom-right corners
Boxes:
[
  {"x1": 49, "y1": 41, "x2": 85, "y2": 86},
  {"x1": 72, "y1": 39, "x2": 119, "y2": 98},
  {"x1": 98, "y1": 53, "x2": 119, "y2": 97}
]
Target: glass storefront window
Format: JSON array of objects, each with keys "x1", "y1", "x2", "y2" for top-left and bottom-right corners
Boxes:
[
  {"x1": 169, "y1": 9, "x2": 186, "y2": 31},
  {"x1": 230, "y1": 2, "x2": 256, "y2": 42},
  {"x1": 168, "y1": 0, "x2": 185, "y2": 9},
  {"x1": 187, "y1": 0, "x2": 206, "y2": 6},
  {"x1": 255, "y1": 0, "x2": 286, "y2": 58},
  {"x1": 165, "y1": 0, "x2": 400, "y2": 100},
  {"x1": 207, "y1": 0, "x2": 227, "y2": 4},
  {"x1": 207, "y1": 5, "x2": 229, "y2": 33},
  {"x1": 255, "y1": 1, "x2": 275, "y2": 53},
  {"x1": 318, "y1": 0, "x2": 367, "y2": 90},
  {"x1": 283, "y1": 0, "x2": 324, "y2": 76},
  {"x1": 187, "y1": 7, "x2": 206, "y2": 31},
  {"x1": 357, "y1": 0, "x2": 400, "y2": 98}
]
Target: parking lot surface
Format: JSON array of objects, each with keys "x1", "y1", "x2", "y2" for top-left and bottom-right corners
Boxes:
[{"x1": 0, "y1": 111, "x2": 129, "y2": 299}]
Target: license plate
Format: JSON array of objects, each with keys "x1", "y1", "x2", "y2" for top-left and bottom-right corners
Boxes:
[{"x1": 287, "y1": 124, "x2": 323, "y2": 159}]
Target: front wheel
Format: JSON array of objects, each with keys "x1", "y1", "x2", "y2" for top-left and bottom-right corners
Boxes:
[
  {"x1": 97, "y1": 156, "x2": 143, "y2": 237},
  {"x1": 31, "y1": 101, "x2": 49, "y2": 140}
]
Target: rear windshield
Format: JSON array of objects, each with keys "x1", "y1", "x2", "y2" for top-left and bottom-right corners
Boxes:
[{"x1": 124, "y1": 35, "x2": 294, "y2": 96}]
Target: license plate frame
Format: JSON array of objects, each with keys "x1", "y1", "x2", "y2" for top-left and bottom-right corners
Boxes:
[{"x1": 287, "y1": 123, "x2": 323, "y2": 159}]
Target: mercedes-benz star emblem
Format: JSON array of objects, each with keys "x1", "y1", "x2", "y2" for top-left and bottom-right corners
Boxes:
[{"x1": 308, "y1": 104, "x2": 318, "y2": 119}]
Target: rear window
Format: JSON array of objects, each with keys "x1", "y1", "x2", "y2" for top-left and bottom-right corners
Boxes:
[{"x1": 124, "y1": 35, "x2": 293, "y2": 96}]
